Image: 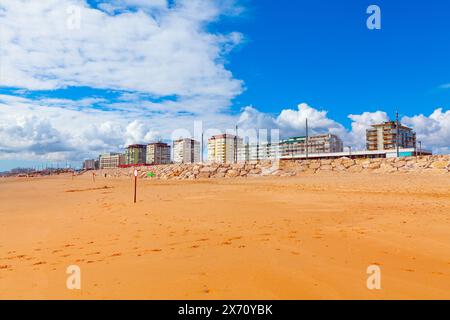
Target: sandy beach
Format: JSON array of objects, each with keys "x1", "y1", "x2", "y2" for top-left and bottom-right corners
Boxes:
[{"x1": 0, "y1": 173, "x2": 449, "y2": 299}]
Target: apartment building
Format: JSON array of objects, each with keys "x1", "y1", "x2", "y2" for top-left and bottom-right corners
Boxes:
[
  {"x1": 173, "y1": 138, "x2": 200, "y2": 163},
  {"x1": 83, "y1": 159, "x2": 97, "y2": 170},
  {"x1": 99, "y1": 153, "x2": 125, "y2": 169},
  {"x1": 125, "y1": 144, "x2": 147, "y2": 165},
  {"x1": 237, "y1": 142, "x2": 279, "y2": 161},
  {"x1": 366, "y1": 121, "x2": 416, "y2": 151},
  {"x1": 207, "y1": 134, "x2": 243, "y2": 163},
  {"x1": 279, "y1": 134, "x2": 343, "y2": 157},
  {"x1": 146, "y1": 142, "x2": 171, "y2": 165}
]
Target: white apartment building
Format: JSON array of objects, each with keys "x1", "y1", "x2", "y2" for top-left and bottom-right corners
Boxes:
[
  {"x1": 173, "y1": 138, "x2": 200, "y2": 163},
  {"x1": 99, "y1": 153, "x2": 125, "y2": 169},
  {"x1": 146, "y1": 142, "x2": 171, "y2": 165},
  {"x1": 207, "y1": 134, "x2": 243, "y2": 163}
]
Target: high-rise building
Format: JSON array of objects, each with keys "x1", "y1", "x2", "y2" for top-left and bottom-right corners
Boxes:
[
  {"x1": 173, "y1": 138, "x2": 200, "y2": 163},
  {"x1": 83, "y1": 159, "x2": 97, "y2": 170},
  {"x1": 279, "y1": 134, "x2": 343, "y2": 157},
  {"x1": 146, "y1": 142, "x2": 171, "y2": 165},
  {"x1": 207, "y1": 134, "x2": 243, "y2": 163},
  {"x1": 237, "y1": 142, "x2": 279, "y2": 161},
  {"x1": 366, "y1": 121, "x2": 416, "y2": 151},
  {"x1": 125, "y1": 144, "x2": 147, "y2": 165},
  {"x1": 99, "y1": 153, "x2": 125, "y2": 169}
]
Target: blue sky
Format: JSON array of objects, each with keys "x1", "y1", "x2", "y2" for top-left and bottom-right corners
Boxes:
[
  {"x1": 218, "y1": 0, "x2": 450, "y2": 124},
  {"x1": 0, "y1": 0, "x2": 449, "y2": 170}
]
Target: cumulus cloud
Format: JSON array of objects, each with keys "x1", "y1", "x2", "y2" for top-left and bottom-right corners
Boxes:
[
  {"x1": 0, "y1": 0, "x2": 243, "y2": 109},
  {"x1": 238, "y1": 103, "x2": 345, "y2": 139},
  {"x1": 346, "y1": 111, "x2": 389, "y2": 149},
  {"x1": 0, "y1": 94, "x2": 239, "y2": 162},
  {"x1": 0, "y1": 0, "x2": 449, "y2": 166},
  {"x1": 237, "y1": 103, "x2": 450, "y2": 153},
  {"x1": 402, "y1": 108, "x2": 450, "y2": 153}
]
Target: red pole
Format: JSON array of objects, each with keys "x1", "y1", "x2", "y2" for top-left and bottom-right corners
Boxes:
[{"x1": 133, "y1": 169, "x2": 138, "y2": 203}]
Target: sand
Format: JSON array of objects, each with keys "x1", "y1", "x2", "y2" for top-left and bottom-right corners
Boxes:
[{"x1": 0, "y1": 173, "x2": 449, "y2": 300}]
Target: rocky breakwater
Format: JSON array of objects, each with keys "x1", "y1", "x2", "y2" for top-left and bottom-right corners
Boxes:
[
  {"x1": 98, "y1": 160, "x2": 279, "y2": 180},
  {"x1": 279, "y1": 155, "x2": 450, "y2": 175},
  {"x1": 95, "y1": 155, "x2": 450, "y2": 180}
]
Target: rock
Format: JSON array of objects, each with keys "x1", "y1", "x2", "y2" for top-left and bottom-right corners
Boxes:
[
  {"x1": 249, "y1": 168, "x2": 262, "y2": 175},
  {"x1": 348, "y1": 165, "x2": 363, "y2": 173},
  {"x1": 217, "y1": 167, "x2": 229, "y2": 174},
  {"x1": 430, "y1": 161, "x2": 449, "y2": 169},
  {"x1": 333, "y1": 165, "x2": 346, "y2": 171},
  {"x1": 213, "y1": 172, "x2": 226, "y2": 178},
  {"x1": 393, "y1": 161, "x2": 406, "y2": 168},
  {"x1": 342, "y1": 160, "x2": 355, "y2": 168},
  {"x1": 200, "y1": 167, "x2": 216, "y2": 173},
  {"x1": 226, "y1": 169, "x2": 239, "y2": 178},
  {"x1": 309, "y1": 163, "x2": 321, "y2": 169},
  {"x1": 320, "y1": 165, "x2": 333, "y2": 170},
  {"x1": 197, "y1": 172, "x2": 211, "y2": 179},
  {"x1": 367, "y1": 162, "x2": 381, "y2": 169}
]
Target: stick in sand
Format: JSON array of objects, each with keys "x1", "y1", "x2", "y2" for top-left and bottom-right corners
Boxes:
[{"x1": 134, "y1": 169, "x2": 138, "y2": 203}]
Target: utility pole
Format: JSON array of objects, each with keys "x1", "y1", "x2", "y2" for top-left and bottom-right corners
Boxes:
[
  {"x1": 305, "y1": 118, "x2": 309, "y2": 160},
  {"x1": 348, "y1": 146, "x2": 352, "y2": 158},
  {"x1": 234, "y1": 125, "x2": 238, "y2": 163},
  {"x1": 418, "y1": 141, "x2": 422, "y2": 156},
  {"x1": 256, "y1": 134, "x2": 260, "y2": 161},
  {"x1": 396, "y1": 111, "x2": 400, "y2": 158},
  {"x1": 201, "y1": 132, "x2": 204, "y2": 163}
]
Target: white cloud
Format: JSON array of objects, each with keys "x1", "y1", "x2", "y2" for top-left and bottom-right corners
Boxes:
[
  {"x1": 402, "y1": 108, "x2": 450, "y2": 153},
  {"x1": 1, "y1": 94, "x2": 449, "y2": 163},
  {"x1": 0, "y1": 94, "x2": 239, "y2": 162},
  {"x1": 238, "y1": 103, "x2": 345, "y2": 139},
  {"x1": 346, "y1": 111, "x2": 389, "y2": 149},
  {"x1": 0, "y1": 0, "x2": 449, "y2": 165},
  {"x1": 238, "y1": 103, "x2": 450, "y2": 153},
  {"x1": 0, "y1": 0, "x2": 243, "y2": 111}
]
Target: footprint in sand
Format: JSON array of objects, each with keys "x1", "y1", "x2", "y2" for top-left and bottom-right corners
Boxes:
[
  {"x1": 32, "y1": 261, "x2": 46, "y2": 266},
  {"x1": 86, "y1": 252, "x2": 101, "y2": 256},
  {"x1": 110, "y1": 253, "x2": 122, "y2": 257}
]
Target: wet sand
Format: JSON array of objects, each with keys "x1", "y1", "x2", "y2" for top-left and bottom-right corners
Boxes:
[{"x1": 0, "y1": 173, "x2": 449, "y2": 299}]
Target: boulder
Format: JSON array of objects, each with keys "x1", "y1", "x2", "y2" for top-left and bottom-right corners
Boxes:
[
  {"x1": 430, "y1": 161, "x2": 449, "y2": 170},
  {"x1": 226, "y1": 169, "x2": 239, "y2": 178},
  {"x1": 309, "y1": 162, "x2": 321, "y2": 169}
]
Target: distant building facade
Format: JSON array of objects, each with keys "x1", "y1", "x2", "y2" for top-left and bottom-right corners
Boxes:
[
  {"x1": 279, "y1": 134, "x2": 343, "y2": 157},
  {"x1": 83, "y1": 159, "x2": 97, "y2": 170},
  {"x1": 366, "y1": 121, "x2": 416, "y2": 151},
  {"x1": 237, "y1": 142, "x2": 279, "y2": 161},
  {"x1": 99, "y1": 153, "x2": 125, "y2": 169},
  {"x1": 125, "y1": 144, "x2": 147, "y2": 165},
  {"x1": 146, "y1": 142, "x2": 171, "y2": 165},
  {"x1": 208, "y1": 134, "x2": 243, "y2": 163},
  {"x1": 173, "y1": 138, "x2": 200, "y2": 163}
]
